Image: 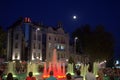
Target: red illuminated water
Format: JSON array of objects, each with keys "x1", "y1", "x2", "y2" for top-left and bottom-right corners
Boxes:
[{"x1": 43, "y1": 49, "x2": 66, "y2": 79}]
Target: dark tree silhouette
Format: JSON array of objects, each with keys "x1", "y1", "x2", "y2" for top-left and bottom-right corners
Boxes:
[
  {"x1": 68, "y1": 56, "x2": 74, "y2": 64},
  {"x1": 0, "y1": 26, "x2": 7, "y2": 58},
  {"x1": 72, "y1": 24, "x2": 114, "y2": 62}
]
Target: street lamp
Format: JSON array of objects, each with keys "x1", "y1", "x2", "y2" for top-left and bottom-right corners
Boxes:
[
  {"x1": 74, "y1": 37, "x2": 78, "y2": 54},
  {"x1": 36, "y1": 28, "x2": 40, "y2": 49},
  {"x1": 36, "y1": 28, "x2": 40, "y2": 60}
]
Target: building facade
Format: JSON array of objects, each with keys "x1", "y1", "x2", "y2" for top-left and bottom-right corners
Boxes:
[{"x1": 7, "y1": 17, "x2": 69, "y2": 62}]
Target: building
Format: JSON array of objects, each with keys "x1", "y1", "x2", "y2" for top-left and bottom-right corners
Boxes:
[{"x1": 7, "y1": 17, "x2": 69, "y2": 62}]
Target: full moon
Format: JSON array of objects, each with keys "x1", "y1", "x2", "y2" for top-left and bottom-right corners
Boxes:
[{"x1": 73, "y1": 15, "x2": 77, "y2": 19}]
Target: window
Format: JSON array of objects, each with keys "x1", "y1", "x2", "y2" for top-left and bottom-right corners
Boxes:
[
  {"x1": 62, "y1": 39, "x2": 65, "y2": 44},
  {"x1": 49, "y1": 43, "x2": 51, "y2": 48},
  {"x1": 54, "y1": 44, "x2": 57, "y2": 49},
  {"x1": 15, "y1": 53, "x2": 18, "y2": 58},
  {"x1": 58, "y1": 38, "x2": 60, "y2": 43},
  {"x1": 15, "y1": 34, "x2": 19, "y2": 40},
  {"x1": 38, "y1": 43, "x2": 40, "y2": 49},
  {"x1": 57, "y1": 45, "x2": 60, "y2": 49},
  {"x1": 54, "y1": 37, "x2": 56, "y2": 41},
  {"x1": 15, "y1": 43, "x2": 18, "y2": 48},
  {"x1": 38, "y1": 53, "x2": 40, "y2": 58},
  {"x1": 33, "y1": 43, "x2": 35, "y2": 49},
  {"x1": 49, "y1": 36, "x2": 51, "y2": 40},
  {"x1": 63, "y1": 54, "x2": 65, "y2": 58},
  {"x1": 61, "y1": 45, "x2": 65, "y2": 51},
  {"x1": 34, "y1": 34, "x2": 36, "y2": 40},
  {"x1": 34, "y1": 52, "x2": 36, "y2": 58},
  {"x1": 38, "y1": 35, "x2": 41, "y2": 41},
  {"x1": 61, "y1": 54, "x2": 63, "y2": 58},
  {"x1": 49, "y1": 52, "x2": 51, "y2": 57}
]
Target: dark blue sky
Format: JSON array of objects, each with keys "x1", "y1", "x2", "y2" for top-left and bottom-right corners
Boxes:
[{"x1": 0, "y1": 0, "x2": 120, "y2": 58}]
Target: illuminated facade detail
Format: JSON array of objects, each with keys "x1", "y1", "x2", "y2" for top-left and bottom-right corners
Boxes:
[
  {"x1": 24, "y1": 17, "x2": 31, "y2": 23},
  {"x1": 46, "y1": 23, "x2": 69, "y2": 62},
  {"x1": 7, "y1": 18, "x2": 69, "y2": 62},
  {"x1": 48, "y1": 43, "x2": 51, "y2": 48}
]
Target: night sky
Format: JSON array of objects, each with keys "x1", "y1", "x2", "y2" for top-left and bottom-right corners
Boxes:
[{"x1": 0, "y1": 0, "x2": 120, "y2": 58}]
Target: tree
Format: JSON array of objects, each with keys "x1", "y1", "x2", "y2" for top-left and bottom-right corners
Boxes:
[
  {"x1": 106, "y1": 57, "x2": 114, "y2": 68},
  {"x1": 72, "y1": 24, "x2": 92, "y2": 55},
  {"x1": 68, "y1": 56, "x2": 74, "y2": 64},
  {"x1": 92, "y1": 25, "x2": 114, "y2": 61},
  {"x1": 0, "y1": 26, "x2": 7, "y2": 58},
  {"x1": 72, "y1": 24, "x2": 114, "y2": 62}
]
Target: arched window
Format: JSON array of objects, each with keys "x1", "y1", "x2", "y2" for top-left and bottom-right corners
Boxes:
[
  {"x1": 15, "y1": 53, "x2": 18, "y2": 59},
  {"x1": 15, "y1": 43, "x2": 18, "y2": 48},
  {"x1": 34, "y1": 53, "x2": 36, "y2": 58},
  {"x1": 38, "y1": 43, "x2": 40, "y2": 49},
  {"x1": 33, "y1": 43, "x2": 35, "y2": 49},
  {"x1": 38, "y1": 35, "x2": 41, "y2": 41},
  {"x1": 49, "y1": 36, "x2": 51, "y2": 40}
]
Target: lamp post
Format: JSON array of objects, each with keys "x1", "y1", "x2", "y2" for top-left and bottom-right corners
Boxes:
[
  {"x1": 36, "y1": 28, "x2": 40, "y2": 60},
  {"x1": 74, "y1": 37, "x2": 78, "y2": 54}
]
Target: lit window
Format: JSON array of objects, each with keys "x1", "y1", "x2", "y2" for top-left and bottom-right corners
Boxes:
[
  {"x1": 24, "y1": 17, "x2": 31, "y2": 23},
  {"x1": 61, "y1": 45, "x2": 64, "y2": 50},
  {"x1": 15, "y1": 53, "x2": 18, "y2": 59},
  {"x1": 25, "y1": 17, "x2": 27, "y2": 22},
  {"x1": 57, "y1": 45, "x2": 60, "y2": 49}
]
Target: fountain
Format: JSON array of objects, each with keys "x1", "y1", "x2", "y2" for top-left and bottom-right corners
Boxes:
[
  {"x1": 7, "y1": 61, "x2": 16, "y2": 75},
  {"x1": 3, "y1": 61, "x2": 41, "y2": 80},
  {"x1": 80, "y1": 64, "x2": 89, "y2": 80},
  {"x1": 93, "y1": 62, "x2": 99, "y2": 77},
  {"x1": 2, "y1": 48, "x2": 100, "y2": 80},
  {"x1": 80, "y1": 62, "x2": 99, "y2": 80},
  {"x1": 2, "y1": 61, "x2": 19, "y2": 79},
  {"x1": 27, "y1": 62, "x2": 40, "y2": 75},
  {"x1": 27, "y1": 62, "x2": 41, "y2": 80},
  {"x1": 67, "y1": 63, "x2": 74, "y2": 75},
  {"x1": 43, "y1": 49, "x2": 66, "y2": 79},
  {"x1": 42, "y1": 48, "x2": 100, "y2": 80}
]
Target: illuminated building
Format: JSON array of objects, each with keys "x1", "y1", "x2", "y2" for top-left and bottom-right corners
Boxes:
[{"x1": 7, "y1": 17, "x2": 69, "y2": 62}]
